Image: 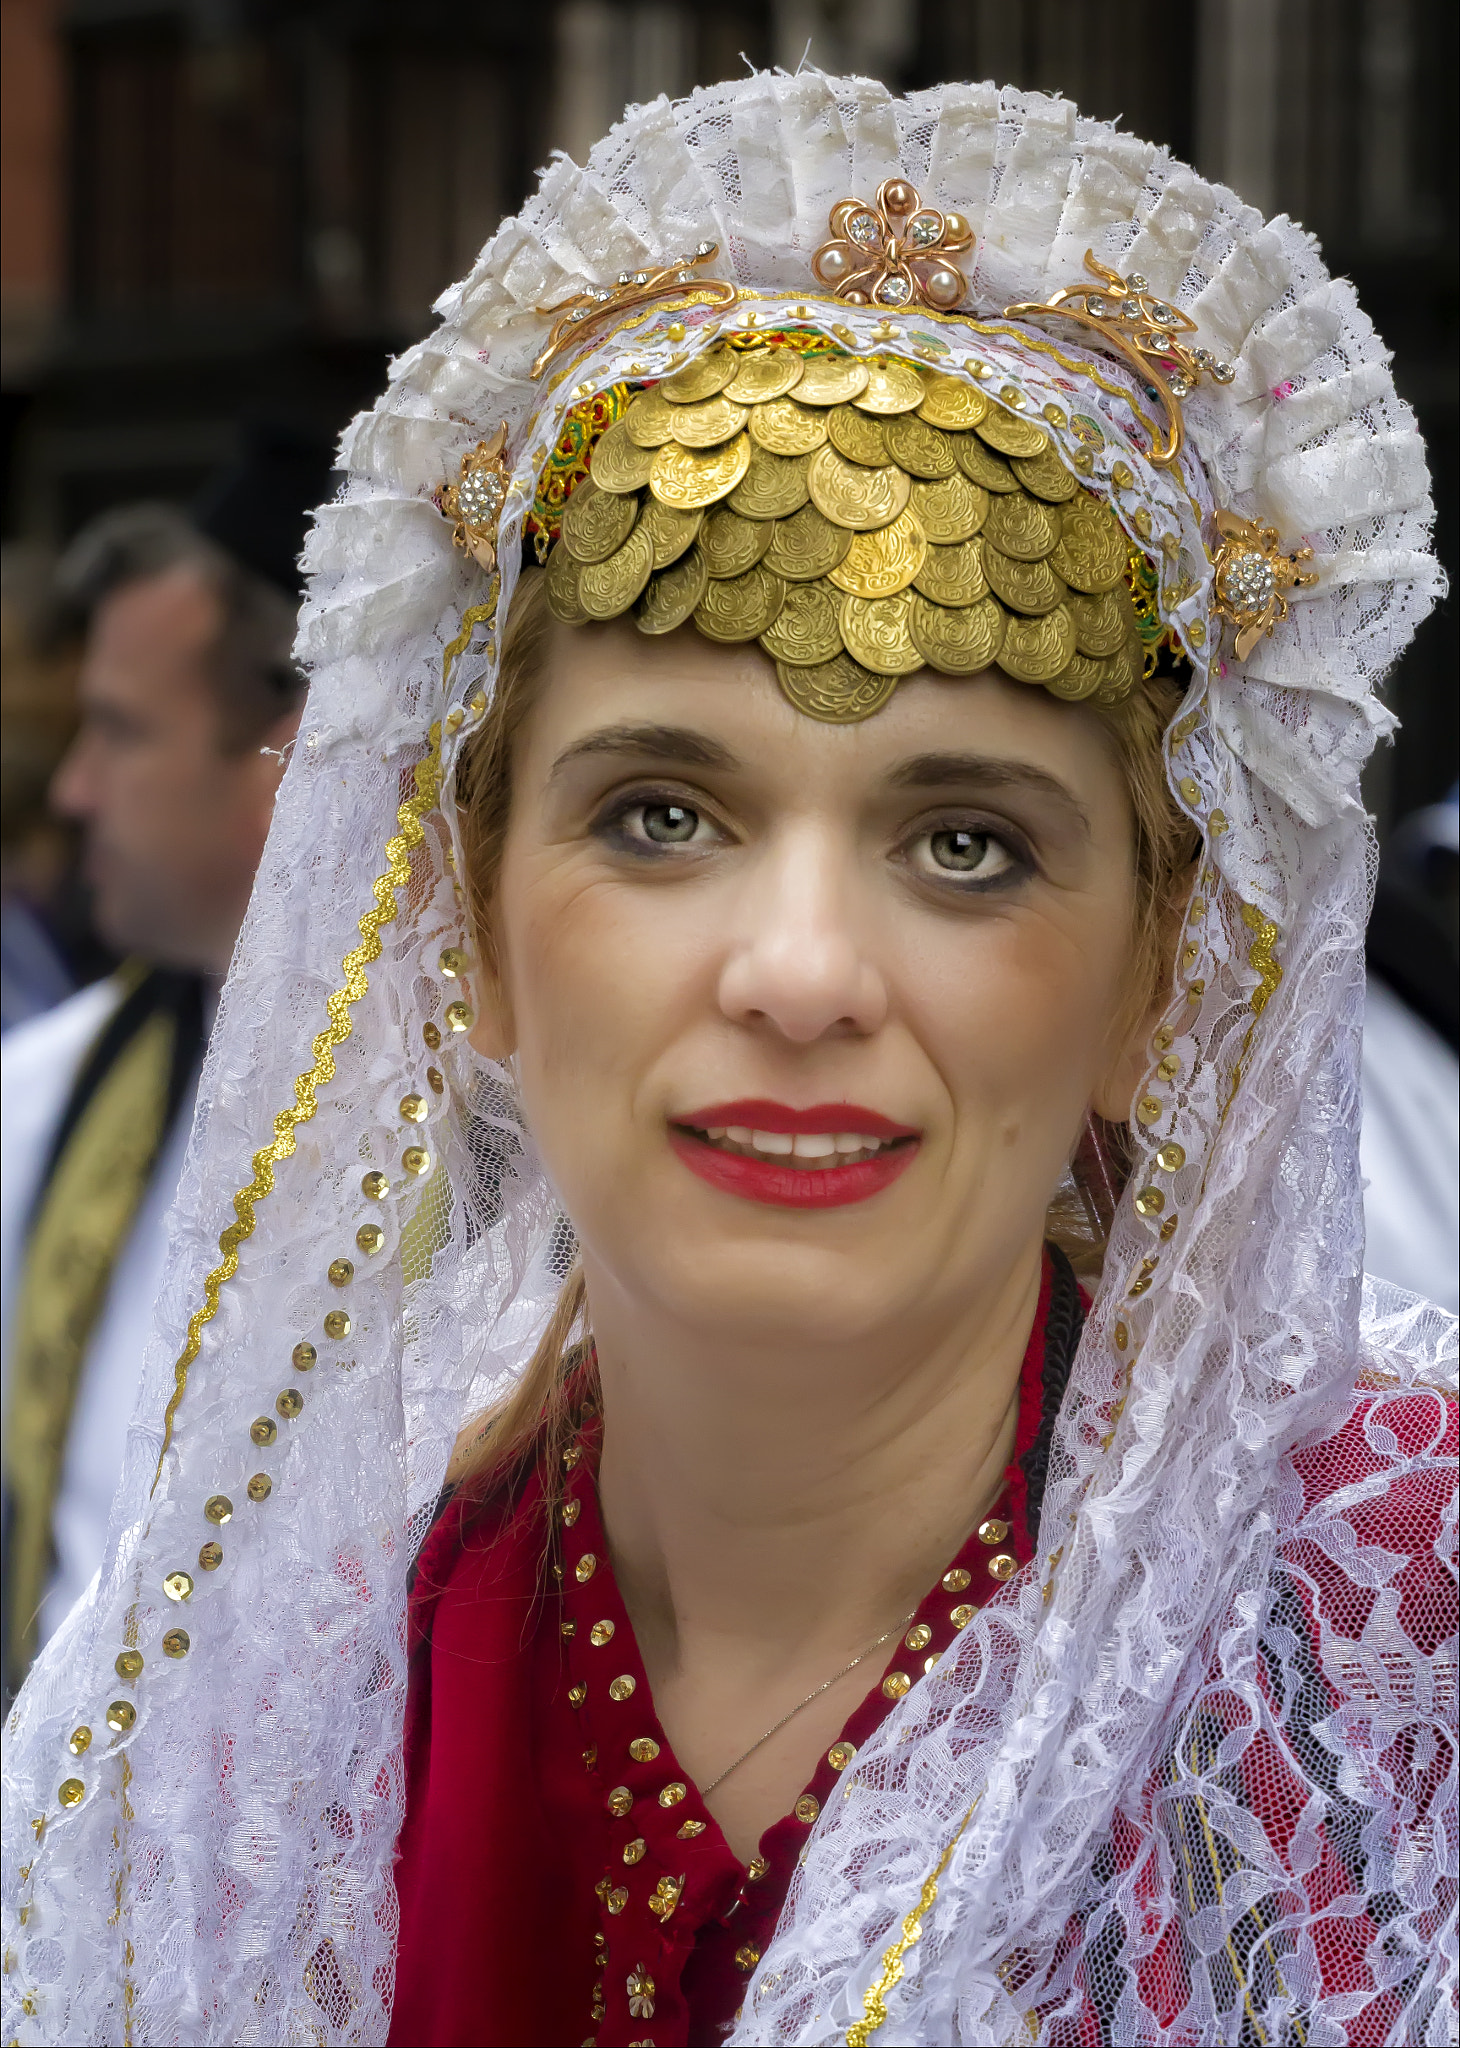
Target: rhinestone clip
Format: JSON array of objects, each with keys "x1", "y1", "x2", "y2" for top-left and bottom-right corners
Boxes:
[
  {"x1": 1211, "y1": 508, "x2": 1316, "y2": 660},
  {"x1": 811, "y1": 179, "x2": 973, "y2": 312},
  {"x1": 531, "y1": 243, "x2": 737, "y2": 378},
  {"x1": 1004, "y1": 251, "x2": 1235, "y2": 465},
  {"x1": 440, "y1": 425, "x2": 511, "y2": 573}
]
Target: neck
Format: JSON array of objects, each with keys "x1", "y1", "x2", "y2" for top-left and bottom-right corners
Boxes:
[{"x1": 591, "y1": 1237, "x2": 1044, "y2": 1695}]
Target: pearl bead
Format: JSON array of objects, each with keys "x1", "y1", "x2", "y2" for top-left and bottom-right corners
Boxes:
[
  {"x1": 843, "y1": 289, "x2": 870, "y2": 305},
  {"x1": 923, "y1": 263, "x2": 964, "y2": 308},
  {"x1": 814, "y1": 244, "x2": 852, "y2": 284},
  {"x1": 882, "y1": 180, "x2": 916, "y2": 216},
  {"x1": 942, "y1": 211, "x2": 973, "y2": 250}
]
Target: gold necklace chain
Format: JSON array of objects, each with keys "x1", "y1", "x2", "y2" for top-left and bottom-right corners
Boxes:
[{"x1": 700, "y1": 1608, "x2": 917, "y2": 1799}]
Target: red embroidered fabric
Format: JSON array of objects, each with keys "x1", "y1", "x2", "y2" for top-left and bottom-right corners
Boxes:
[{"x1": 389, "y1": 1258, "x2": 1063, "y2": 2048}]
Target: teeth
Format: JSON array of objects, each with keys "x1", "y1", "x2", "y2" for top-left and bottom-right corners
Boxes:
[{"x1": 689, "y1": 1125, "x2": 898, "y2": 1167}]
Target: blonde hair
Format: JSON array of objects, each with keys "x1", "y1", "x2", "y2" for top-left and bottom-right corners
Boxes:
[{"x1": 451, "y1": 569, "x2": 1197, "y2": 1494}]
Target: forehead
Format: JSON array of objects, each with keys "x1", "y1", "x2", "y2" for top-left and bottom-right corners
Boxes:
[{"x1": 521, "y1": 612, "x2": 1124, "y2": 804}]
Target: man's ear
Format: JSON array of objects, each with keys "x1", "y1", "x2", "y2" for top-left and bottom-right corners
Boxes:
[{"x1": 466, "y1": 942, "x2": 516, "y2": 1062}]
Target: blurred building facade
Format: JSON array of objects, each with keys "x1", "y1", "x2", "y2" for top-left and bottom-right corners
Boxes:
[{"x1": 3, "y1": 0, "x2": 1454, "y2": 828}]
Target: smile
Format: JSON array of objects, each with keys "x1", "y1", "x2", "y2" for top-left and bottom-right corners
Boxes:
[{"x1": 669, "y1": 1100, "x2": 921, "y2": 1209}]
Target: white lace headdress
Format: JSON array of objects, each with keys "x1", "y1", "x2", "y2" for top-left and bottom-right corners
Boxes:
[{"x1": 4, "y1": 70, "x2": 1455, "y2": 2048}]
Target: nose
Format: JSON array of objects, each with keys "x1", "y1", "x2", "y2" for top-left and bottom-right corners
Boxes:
[{"x1": 717, "y1": 824, "x2": 888, "y2": 1043}]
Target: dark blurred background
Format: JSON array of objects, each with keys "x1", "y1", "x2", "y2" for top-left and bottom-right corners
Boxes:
[{"x1": 2, "y1": 0, "x2": 1455, "y2": 1020}]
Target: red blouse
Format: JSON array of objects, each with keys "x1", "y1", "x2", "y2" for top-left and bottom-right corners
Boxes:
[{"x1": 389, "y1": 1252, "x2": 1073, "y2": 2048}]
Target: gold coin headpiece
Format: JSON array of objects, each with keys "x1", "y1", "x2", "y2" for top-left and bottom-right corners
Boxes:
[{"x1": 531, "y1": 333, "x2": 1171, "y2": 724}]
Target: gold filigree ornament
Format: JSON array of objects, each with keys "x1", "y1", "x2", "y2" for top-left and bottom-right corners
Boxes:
[
  {"x1": 811, "y1": 180, "x2": 973, "y2": 312},
  {"x1": 1210, "y1": 508, "x2": 1317, "y2": 660},
  {"x1": 440, "y1": 425, "x2": 511, "y2": 572},
  {"x1": 1004, "y1": 251, "x2": 1236, "y2": 464},
  {"x1": 531, "y1": 242, "x2": 737, "y2": 378}
]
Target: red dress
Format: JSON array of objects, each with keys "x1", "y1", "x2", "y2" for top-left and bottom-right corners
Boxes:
[{"x1": 389, "y1": 1250, "x2": 1077, "y2": 2048}]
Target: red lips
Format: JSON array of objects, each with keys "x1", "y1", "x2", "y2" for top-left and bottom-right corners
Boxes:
[{"x1": 670, "y1": 1099, "x2": 920, "y2": 1209}]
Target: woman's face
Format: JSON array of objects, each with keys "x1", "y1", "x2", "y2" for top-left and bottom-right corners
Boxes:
[{"x1": 474, "y1": 616, "x2": 1149, "y2": 1349}]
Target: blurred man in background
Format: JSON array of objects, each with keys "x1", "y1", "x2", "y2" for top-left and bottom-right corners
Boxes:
[{"x1": 1, "y1": 429, "x2": 326, "y2": 1696}]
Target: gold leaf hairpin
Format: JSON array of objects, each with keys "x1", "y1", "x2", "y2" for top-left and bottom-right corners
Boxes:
[
  {"x1": 1211, "y1": 509, "x2": 1316, "y2": 660},
  {"x1": 440, "y1": 425, "x2": 510, "y2": 572},
  {"x1": 531, "y1": 243, "x2": 737, "y2": 378},
  {"x1": 1004, "y1": 252, "x2": 1235, "y2": 465},
  {"x1": 811, "y1": 180, "x2": 973, "y2": 312}
]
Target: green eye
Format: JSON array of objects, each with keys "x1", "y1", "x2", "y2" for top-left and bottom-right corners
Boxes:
[
  {"x1": 642, "y1": 803, "x2": 699, "y2": 843},
  {"x1": 930, "y1": 828, "x2": 990, "y2": 872}
]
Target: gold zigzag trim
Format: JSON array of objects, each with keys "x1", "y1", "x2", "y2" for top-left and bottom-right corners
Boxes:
[
  {"x1": 845, "y1": 1799, "x2": 979, "y2": 2047},
  {"x1": 151, "y1": 728, "x2": 445, "y2": 1486},
  {"x1": 151, "y1": 591, "x2": 501, "y2": 1487}
]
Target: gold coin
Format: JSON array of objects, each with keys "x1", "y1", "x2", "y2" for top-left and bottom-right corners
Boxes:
[
  {"x1": 651, "y1": 433, "x2": 752, "y2": 510},
  {"x1": 640, "y1": 496, "x2": 703, "y2": 569},
  {"x1": 578, "y1": 520, "x2": 654, "y2": 617},
  {"x1": 976, "y1": 407, "x2": 1051, "y2": 459},
  {"x1": 694, "y1": 563, "x2": 786, "y2": 642},
  {"x1": 659, "y1": 347, "x2": 736, "y2": 402},
  {"x1": 1011, "y1": 446, "x2": 1078, "y2": 502},
  {"x1": 626, "y1": 389, "x2": 678, "y2": 448},
  {"x1": 828, "y1": 507, "x2": 927, "y2": 599},
  {"x1": 1096, "y1": 633, "x2": 1145, "y2": 701},
  {"x1": 827, "y1": 406, "x2": 889, "y2": 467},
  {"x1": 635, "y1": 546, "x2": 708, "y2": 634},
  {"x1": 909, "y1": 592, "x2": 1006, "y2": 675},
  {"x1": 589, "y1": 418, "x2": 657, "y2": 493},
  {"x1": 544, "y1": 542, "x2": 589, "y2": 624},
  {"x1": 982, "y1": 543, "x2": 1066, "y2": 616},
  {"x1": 748, "y1": 397, "x2": 828, "y2": 457},
  {"x1": 722, "y1": 349, "x2": 807, "y2": 404},
  {"x1": 996, "y1": 605, "x2": 1077, "y2": 684},
  {"x1": 913, "y1": 536, "x2": 987, "y2": 607},
  {"x1": 953, "y1": 434, "x2": 1018, "y2": 492},
  {"x1": 758, "y1": 580, "x2": 843, "y2": 665},
  {"x1": 561, "y1": 477, "x2": 638, "y2": 563},
  {"x1": 1066, "y1": 587, "x2": 1132, "y2": 657},
  {"x1": 775, "y1": 653, "x2": 898, "y2": 723},
  {"x1": 728, "y1": 447, "x2": 810, "y2": 519},
  {"x1": 1043, "y1": 649, "x2": 1106, "y2": 702},
  {"x1": 917, "y1": 370, "x2": 989, "y2": 431},
  {"x1": 669, "y1": 393, "x2": 750, "y2": 448},
  {"x1": 983, "y1": 492, "x2": 1059, "y2": 561},
  {"x1": 699, "y1": 505, "x2": 774, "y2": 578},
  {"x1": 839, "y1": 591, "x2": 924, "y2": 674},
  {"x1": 793, "y1": 353, "x2": 871, "y2": 406},
  {"x1": 852, "y1": 358, "x2": 927, "y2": 415},
  {"x1": 807, "y1": 445, "x2": 911, "y2": 531},
  {"x1": 909, "y1": 473, "x2": 987, "y2": 544},
  {"x1": 762, "y1": 503, "x2": 851, "y2": 581},
  {"x1": 1050, "y1": 500, "x2": 1128, "y2": 592},
  {"x1": 884, "y1": 414, "x2": 957, "y2": 479}
]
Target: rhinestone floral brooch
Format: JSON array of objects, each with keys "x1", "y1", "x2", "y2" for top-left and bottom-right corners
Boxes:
[
  {"x1": 1211, "y1": 509, "x2": 1317, "y2": 659},
  {"x1": 811, "y1": 179, "x2": 973, "y2": 312},
  {"x1": 440, "y1": 425, "x2": 510, "y2": 573},
  {"x1": 1005, "y1": 251, "x2": 1235, "y2": 464},
  {"x1": 532, "y1": 243, "x2": 737, "y2": 377}
]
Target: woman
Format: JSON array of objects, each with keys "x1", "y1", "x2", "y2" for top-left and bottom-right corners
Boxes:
[{"x1": 4, "y1": 72, "x2": 1453, "y2": 2048}]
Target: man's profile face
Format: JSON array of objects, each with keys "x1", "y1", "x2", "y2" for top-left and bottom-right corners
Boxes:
[{"x1": 51, "y1": 562, "x2": 289, "y2": 976}]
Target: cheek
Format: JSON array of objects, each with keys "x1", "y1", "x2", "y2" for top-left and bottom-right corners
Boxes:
[
  {"x1": 500, "y1": 858, "x2": 703, "y2": 1145},
  {"x1": 910, "y1": 897, "x2": 1132, "y2": 1153}
]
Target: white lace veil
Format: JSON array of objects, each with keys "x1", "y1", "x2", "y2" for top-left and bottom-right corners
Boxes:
[{"x1": 4, "y1": 72, "x2": 1454, "y2": 2048}]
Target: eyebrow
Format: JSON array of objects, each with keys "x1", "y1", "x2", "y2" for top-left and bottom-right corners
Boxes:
[
  {"x1": 889, "y1": 752, "x2": 1092, "y2": 836},
  {"x1": 548, "y1": 722, "x2": 740, "y2": 781}
]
